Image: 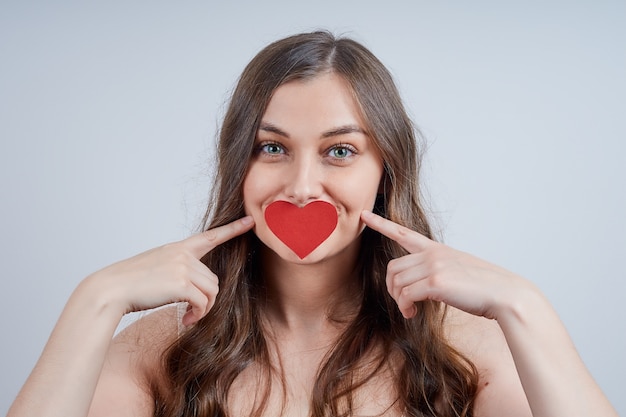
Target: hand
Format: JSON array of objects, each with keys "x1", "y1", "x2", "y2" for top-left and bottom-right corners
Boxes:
[
  {"x1": 85, "y1": 216, "x2": 254, "y2": 325},
  {"x1": 360, "y1": 210, "x2": 533, "y2": 320}
]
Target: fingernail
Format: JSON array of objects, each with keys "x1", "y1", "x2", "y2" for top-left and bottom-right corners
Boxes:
[{"x1": 241, "y1": 216, "x2": 254, "y2": 226}]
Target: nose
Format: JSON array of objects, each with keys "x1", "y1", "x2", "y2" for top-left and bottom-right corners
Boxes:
[{"x1": 284, "y1": 155, "x2": 323, "y2": 206}]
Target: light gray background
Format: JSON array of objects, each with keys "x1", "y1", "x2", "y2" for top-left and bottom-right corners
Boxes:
[{"x1": 1, "y1": 1, "x2": 624, "y2": 414}]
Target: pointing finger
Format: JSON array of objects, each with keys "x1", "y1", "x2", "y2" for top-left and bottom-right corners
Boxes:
[
  {"x1": 184, "y1": 216, "x2": 255, "y2": 259},
  {"x1": 361, "y1": 210, "x2": 431, "y2": 253}
]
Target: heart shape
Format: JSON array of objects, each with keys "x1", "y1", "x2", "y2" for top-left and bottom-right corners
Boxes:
[{"x1": 264, "y1": 200, "x2": 338, "y2": 259}]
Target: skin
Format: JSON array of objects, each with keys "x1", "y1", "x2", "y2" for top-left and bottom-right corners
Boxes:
[
  {"x1": 7, "y1": 217, "x2": 255, "y2": 417},
  {"x1": 243, "y1": 73, "x2": 383, "y2": 265},
  {"x1": 242, "y1": 73, "x2": 383, "y2": 333},
  {"x1": 360, "y1": 210, "x2": 618, "y2": 417},
  {"x1": 7, "y1": 73, "x2": 618, "y2": 417},
  {"x1": 233, "y1": 73, "x2": 390, "y2": 415}
]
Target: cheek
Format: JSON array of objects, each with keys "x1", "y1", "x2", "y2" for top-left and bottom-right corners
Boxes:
[
  {"x1": 242, "y1": 165, "x2": 279, "y2": 216},
  {"x1": 242, "y1": 172, "x2": 260, "y2": 216},
  {"x1": 339, "y1": 189, "x2": 376, "y2": 213},
  {"x1": 332, "y1": 171, "x2": 382, "y2": 212}
]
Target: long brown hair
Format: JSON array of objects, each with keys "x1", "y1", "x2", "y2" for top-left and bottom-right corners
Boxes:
[{"x1": 153, "y1": 31, "x2": 478, "y2": 417}]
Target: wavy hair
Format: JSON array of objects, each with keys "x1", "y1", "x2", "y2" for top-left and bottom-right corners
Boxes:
[{"x1": 152, "y1": 31, "x2": 478, "y2": 417}]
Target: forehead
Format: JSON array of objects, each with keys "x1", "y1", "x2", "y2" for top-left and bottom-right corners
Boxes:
[{"x1": 260, "y1": 73, "x2": 367, "y2": 135}]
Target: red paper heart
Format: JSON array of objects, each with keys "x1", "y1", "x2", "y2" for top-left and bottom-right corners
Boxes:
[{"x1": 264, "y1": 200, "x2": 338, "y2": 259}]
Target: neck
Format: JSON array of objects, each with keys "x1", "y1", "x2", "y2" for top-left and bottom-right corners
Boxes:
[{"x1": 259, "y1": 241, "x2": 361, "y2": 336}]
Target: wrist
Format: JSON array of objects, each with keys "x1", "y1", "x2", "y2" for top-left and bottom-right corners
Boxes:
[
  {"x1": 70, "y1": 273, "x2": 127, "y2": 322},
  {"x1": 494, "y1": 279, "x2": 549, "y2": 330}
]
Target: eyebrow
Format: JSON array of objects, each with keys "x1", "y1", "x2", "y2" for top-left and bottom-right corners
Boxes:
[
  {"x1": 258, "y1": 122, "x2": 367, "y2": 139},
  {"x1": 322, "y1": 125, "x2": 367, "y2": 138},
  {"x1": 259, "y1": 123, "x2": 289, "y2": 138}
]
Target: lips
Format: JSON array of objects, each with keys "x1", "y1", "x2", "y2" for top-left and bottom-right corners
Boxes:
[{"x1": 264, "y1": 200, "x2": 338, "y2": 259}]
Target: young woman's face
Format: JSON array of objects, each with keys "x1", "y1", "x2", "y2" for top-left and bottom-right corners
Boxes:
[{"x1": 243, "y1": 72, "x2": 384, "y2": 264}]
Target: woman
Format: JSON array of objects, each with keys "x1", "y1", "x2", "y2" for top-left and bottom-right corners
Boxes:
[{"x1": 7, "y1": 31, "x2": 617, "y2": 417}]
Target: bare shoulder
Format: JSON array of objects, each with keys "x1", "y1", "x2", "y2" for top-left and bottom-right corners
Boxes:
[
  {"x1": 88, "y1": 305, "x2": 181, "y2": 417},
  {"x1": 443, "y1": 307, "x2": 532, "y2": 417}
]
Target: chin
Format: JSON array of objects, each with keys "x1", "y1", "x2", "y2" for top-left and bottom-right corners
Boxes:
[
  {"x1": 261, "y1": 243, "x2": 329, "y2": 264},
  {"x1": 283, "y1": 238, "x2": 361, "y2": 266}
]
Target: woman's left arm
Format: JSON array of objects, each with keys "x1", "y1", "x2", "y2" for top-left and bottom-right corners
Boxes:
[{"x1": 361, "y1": 210, "x2": 618, "y2": 417}]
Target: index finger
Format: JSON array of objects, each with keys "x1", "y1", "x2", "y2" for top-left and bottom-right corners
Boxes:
[
  {"x1": 361, "y1": 210, "x2": 431, "y2": 253},
  {"x1": 184, "y1": 216, "x2": 255, "y2": 258}
]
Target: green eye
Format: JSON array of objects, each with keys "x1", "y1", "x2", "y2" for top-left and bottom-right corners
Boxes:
[
  {"x1": 329, "y1": 146, "x2": 354, "y2": 159},
  {"x1": 262, "y1": 143, "x2": 284, "y2": 155}
]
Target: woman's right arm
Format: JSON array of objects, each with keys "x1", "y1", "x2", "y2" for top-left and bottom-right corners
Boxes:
[{"x1": 6, "y1": 216, "x2": 254, "y2": 417}]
